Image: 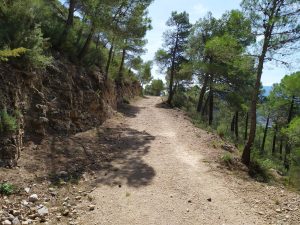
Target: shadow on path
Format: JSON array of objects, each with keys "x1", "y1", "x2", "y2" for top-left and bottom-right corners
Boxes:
[
  {"x1": 155, "y1": 101, "x2": 171, "y2": 109},
  {"x1": 117, "y1": 103, "x2": 145, "y2": 118},
  {"x1": 25, "y1": 124, "x2": 155, "y2": 188}
]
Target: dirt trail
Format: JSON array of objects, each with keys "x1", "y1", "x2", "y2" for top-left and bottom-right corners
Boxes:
[{"x1": 78, "y1": 96, "x2": 267, "y2": 225}]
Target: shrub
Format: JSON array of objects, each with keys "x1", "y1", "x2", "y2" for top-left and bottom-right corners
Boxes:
[
  {"x1": 221, "y1": 152, "x2": 233, "y2": 166},
  {"x1": 144, "y1": 79, "x2": 164, "y2": 96},
  {"x1": 123, "y1": 97, "x2": 130, "y2": 104},
  {"x1": 0, "y1": 1, "x2": 52, "y2": 69},
  {"x1": 22, "y1": 25, "x2": 52, "y2": 69},
  {"x1": 249, "y1": 159, "x2": 272, "y2": 183},
  {"x1": 172, "y1": 92, "x2": 187, "y2": 108},
  {"x1": 0, "y1": 47, "x2": 27, "y2": 61},
  {"x1": 0, "y1": 110, "x2": 18, "y2": 134},
  {"x1": 0, "y1": 183, "x2": 15, "y2": 195},
  {"x1": 217, "y1": 124, "x2": 227, "y2": 138}
]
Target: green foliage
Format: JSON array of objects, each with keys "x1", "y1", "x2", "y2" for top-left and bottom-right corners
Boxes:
[
  {"x1": 289, "y1": 148, "x2": 300, "y2": 189},
  {"x1": 0, "y1": 0, "x2": 52, "y2": 68},
  {"x1": 144, "y1": 79, "x2": 164, "y2": 96},
  {"x1": 283, "y1": 116, "x2": 300, "y2": 145},
  {"x1": 0, "y1": 48, "x2": 27, "y2": 61},
  {"x1": 240, "y1": 0, "x2": 300, "y2": 166},
  {"x1": 0, "y1": 0, "x2": 153, "y2": 78},
  {"x1": 249, "y1": 159, "x2": 272, "y2": 183},
  {"x1": 220, "y1": 10, "x2": 255, "y2": 46},
  {"x1": 155, "y1": 11, "x2": 191, "y2": 103},
  {"x1": 281, "y1": 72, "x2": 300, "y2": 97},
  {"x1": 241, "y1": 0, "x2": 300, "y2": 55},
  {"x1": 221, "y1": 153, "x2": 233, "y2": 166},
  {"x1": 22, "y1": 25, "x2": 52, "y2": 69},
  {"x1": 282, "y1": 117, "x2": 300, "y2": 187},
  {"x1": 205, "y1": 34, "x2": 243, "y2": 64},
  {"x1": 0, "y1": 183, "x2": 15, "y2": 196},
  {"x1": 0, "y1": 110, "x2": 18, "y2": 134},
  {"x1": 217, "y1": 124, "x2": 227, "y2": 138},
  {"x1": 152, "y1": 0, "x2": 299, "y2": 189},
  {"x1": 154, "y1": 49, "x2": 170, "y2": 71},
  {"x1": 172, "y1": 92, "x2": 188, "y2": 108},
  {"x1": 137, "y1": 60, "x2": 153, "y2": 86}
]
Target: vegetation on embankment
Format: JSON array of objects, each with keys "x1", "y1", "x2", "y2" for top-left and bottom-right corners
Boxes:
[
  {"x1": 154, "y1": 0, "x2": 300, "y2": 189},
  {"x1": 0, "y1": 0, "x2": 154, "y2": 167}
]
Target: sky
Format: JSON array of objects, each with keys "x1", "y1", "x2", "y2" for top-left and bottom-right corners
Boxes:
[{"x1": 142, "y1": 0, "x2": 299, "y2": 86}]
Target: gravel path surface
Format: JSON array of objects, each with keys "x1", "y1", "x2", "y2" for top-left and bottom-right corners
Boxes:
[{"x1": 78, "y1": 96, "x2": 266, "y2": 225}]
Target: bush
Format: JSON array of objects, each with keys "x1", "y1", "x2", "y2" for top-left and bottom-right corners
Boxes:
[
  {"x1": 221, "y1": 152, "x2": 233, "y2": 166},
  {"x1": 0, "y1": 110, "x2": 18, "y2": 134},
  {"x1": 0, "y1": 47, "x2": 27, "y2": 61},
  {"x1": 22, "y1": 25, "x2": 52, "y2": 69},
  {"x1": 0, "y1": 183, "x2": 15, "y2": 195},
  {"x1": 144, "y1": 79, "x2": 164, "y2": 96},
  {"x1": 217, "y1": 124, "x2": 227, "y2": 138},
  {"x1": 288, "y1": 148, "x2": 300, "y2": 189},
  {"x1": 0, "y1": 0, "x2": 52, "y2": 69},
  {"x1": 249, "y1": 159, "x2": 272, "y2": 183},
  {"x1": 123, "y1": 97, "x2": 130, "y2": 104},
  {"x1": 172, "y1": 92, "x2": 187, "y2": 108}
]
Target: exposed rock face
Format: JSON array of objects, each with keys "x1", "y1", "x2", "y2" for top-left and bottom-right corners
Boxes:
[
  {"x1": 0, "y1": 136, "x2": 18, "y2": 167},
  {"x1": 0, "y1": 59, "x2": 141, "y2": 166}
]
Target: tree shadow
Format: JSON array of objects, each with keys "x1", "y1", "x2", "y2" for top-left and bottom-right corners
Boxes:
[
  {"x1": 155, "y1": 101, "x2": 171, "y2": 109},
  {"x1": 117, "y1": 103, "x2": 145, "y2": 118},
  {"x1": 24, "y1": 125, "x2": 156, "y2": 188}
]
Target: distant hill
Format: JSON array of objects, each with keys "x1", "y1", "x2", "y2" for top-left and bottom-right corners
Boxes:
[{"x1": 263, "y1": 86, "x2": 273, "y2": 96}]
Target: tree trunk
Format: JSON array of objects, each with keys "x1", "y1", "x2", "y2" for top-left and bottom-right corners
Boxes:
[
  {"x1": 66, "y1": 0, "x2": 76, "y2": 27},
  {"x1": 173, "y1": 82, "x2": 179, "y2": 95},
  {"x1": 241, "y1": 0, "x2": 280, "y2": 166},
  {"x1": 197, "y1": 74, "x2": 209, "y2": 112},
  {"x1": 279, "y1": 139, "x2": 283, "y2": 160},
  {"x1": 75, "y1": 15, "x2": 87, "y2": 47},
  {"x1": 208, "y1": 85, "x2": 213, "y2": 126},
  {"x1": 111, "y1": 48, "x2": 116, "y2": 64},
  {"x1": 167, "y1": 64, "x2": 175, "y2": 105},
  {"x1": 201, "y1": 95, "x2": 209, "y2": 117},
  {"x1": 284, "y1": 140, "x2": 290, "y2": 171},
  {"x1": 260, "y1": 113, "x2": 270, "y2": 154},
  {"x1": 231, "y1": 114, "x2": 235, "y2": 133},
  {"x1": 242, "y1": 33, "x2": 272, "y2": 165},
  {"x1": 287, "y1": 96, "x2": 295, "y2": 124},
  {"x1": 235, "y1": 111, "x2": 239, "y2": 140},
  {"x1": 167, "y1": 34, "x2": 179, "y2": 105},
  {"x1": 76, "y1": 27, "x2": 83, "y2": 47},
  {"x1": 105, "y1": 40, "x2": 115, "y2": 80},
  {"x1": 118, "y1": 48, "x2": 126, "y2": 83},
  {"x1": 284, "y1": 95, "x2": 295, "y2": 169},
  {"x1": 59, "y1": 0, "x2": 76, "y2": 47},
  {"x1": 244, "y1": 112, "x2": 249, "y2": 141},
  {"x1": 95, "y1": 34, "x2": 100, "y2": 50},
  {"x1": 272, "y1": 124, "x2": 278, "y2": 155},
  {"x1": 78, "y1": 25, "x2": 95, "y2": 60}
]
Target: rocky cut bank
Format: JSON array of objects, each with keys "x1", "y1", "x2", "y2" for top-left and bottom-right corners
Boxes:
[{"x1": 0, "y1": 58, "x2": 141, "y2": 167}]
